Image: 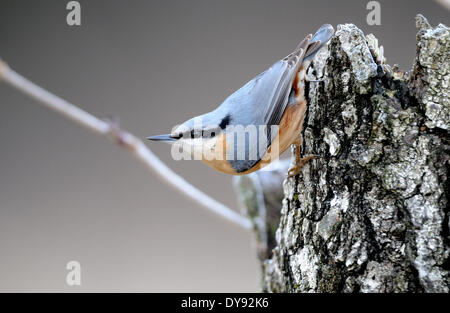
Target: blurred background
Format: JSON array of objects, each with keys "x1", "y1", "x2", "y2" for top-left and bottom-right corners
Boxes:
[{"x1": 0, "y1": 0, "x2": 448, "y2": 292}]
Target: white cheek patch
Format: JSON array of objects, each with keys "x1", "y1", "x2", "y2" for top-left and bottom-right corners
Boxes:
[
  {"x1": 180, "y1": 137, "x2": 203, "y2": 160},
  {"x1": 202, "y1": 137, "x2": 224, "y2": 161},
  {"x1": 174, "y1": 137, "x2": 220, "y2": 161}
]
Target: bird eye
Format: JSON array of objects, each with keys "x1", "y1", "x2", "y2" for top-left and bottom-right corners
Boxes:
[
  {"x1": 201, "y1": 128, "x2": 220, "y2": 138},
  {"x1": 171, "y1": 133, "x2": 182, "y2": 139}
]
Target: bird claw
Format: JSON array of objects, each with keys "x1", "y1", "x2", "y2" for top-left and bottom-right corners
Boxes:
[
  {"x1": 287, "y1": 165, "x2": 301, "y2": 178},
  {"x1": 287, "y1": 154, "x2": 321, "y2": 178}
]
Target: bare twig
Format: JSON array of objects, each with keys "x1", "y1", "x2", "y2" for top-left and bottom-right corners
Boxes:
[{"x1": 0, "y1": 59, "x2": 252, "y2": 230}]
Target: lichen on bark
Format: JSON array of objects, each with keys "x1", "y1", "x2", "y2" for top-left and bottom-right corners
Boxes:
[{"x1": 235, "y1": 15, "x2": 449, "y2": 293}]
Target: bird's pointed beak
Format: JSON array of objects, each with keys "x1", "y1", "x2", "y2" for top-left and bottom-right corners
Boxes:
[{"x1": 147, "y1": 134, "x2": 177, "y2": 142}]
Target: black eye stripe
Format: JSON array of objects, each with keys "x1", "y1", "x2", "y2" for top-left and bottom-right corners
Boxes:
[
  {"x1": 204, "y1": 128, "x2": 221, "y2": 138},
  {"x1": 219, "y1": 114, "x2": 231, "y2": 130},
  {"x1": 177, "y1": 127, "x2": 222, "y2": 139}
]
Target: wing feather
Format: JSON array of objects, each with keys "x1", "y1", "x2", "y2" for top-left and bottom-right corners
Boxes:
[{"x1": 259, "y1": 35, "x2": 311, "y2": 127}]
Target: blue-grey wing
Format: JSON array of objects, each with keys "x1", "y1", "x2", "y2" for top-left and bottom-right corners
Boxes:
[
  {"x1": 254, "y1": 24, "x2": 334, "y2": 127},
  {"x1": 222, "y1": 24, "x2": 334, "y2": 129},
  {"x1": 247, "y1": 45, "x2": 307, "y2": 127}
]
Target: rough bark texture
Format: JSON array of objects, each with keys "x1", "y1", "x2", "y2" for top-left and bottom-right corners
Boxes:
[{"x1": 234, "y1": 15, "x2": 449, "y2": 293}]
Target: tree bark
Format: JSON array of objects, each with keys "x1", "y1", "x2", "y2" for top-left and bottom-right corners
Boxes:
[{"x1": 234, "y1": 15, "x2": 449, "y2": 293}]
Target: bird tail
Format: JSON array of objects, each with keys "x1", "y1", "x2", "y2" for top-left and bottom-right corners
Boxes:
[{"x1": 303, "y1": 24, "x2": 334, "y2": 61}]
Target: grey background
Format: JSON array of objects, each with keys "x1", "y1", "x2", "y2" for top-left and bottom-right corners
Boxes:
[{"x1": 0, "y1": 0, "x2": 448, "y2": 292}]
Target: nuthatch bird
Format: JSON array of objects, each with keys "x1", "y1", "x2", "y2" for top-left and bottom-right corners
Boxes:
[{"x1": 148, "y1": 24, "x2": 334, "y2": 176}]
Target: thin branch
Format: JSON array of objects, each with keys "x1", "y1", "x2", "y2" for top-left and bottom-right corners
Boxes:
[{"x1": 0, "y1": 59, "x2": 252, "y2": 231}]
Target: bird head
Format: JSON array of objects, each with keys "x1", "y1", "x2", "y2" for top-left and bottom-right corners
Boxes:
[{"x1": 148, "y1": 111, "x2": 232, "y2": 161}]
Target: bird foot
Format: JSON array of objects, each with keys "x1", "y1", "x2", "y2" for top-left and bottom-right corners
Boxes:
[{"x1": 287, "y1": 154, "x2": 320, "y2": 178}]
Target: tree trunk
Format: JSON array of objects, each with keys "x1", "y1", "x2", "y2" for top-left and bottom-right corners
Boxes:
[{"x1": 234, "y1": 15, "x2": 449, "y2": 293}]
